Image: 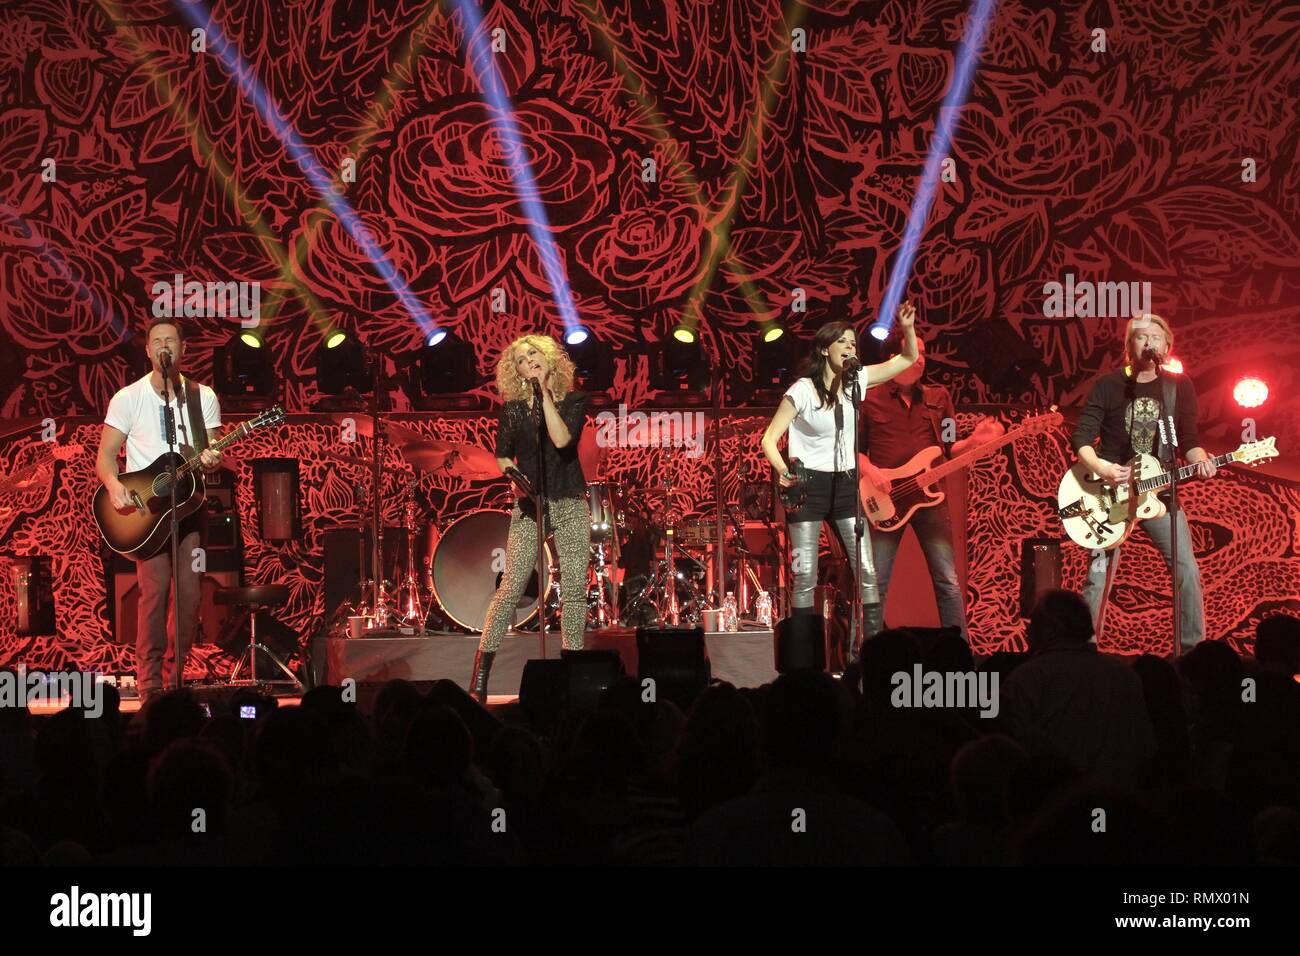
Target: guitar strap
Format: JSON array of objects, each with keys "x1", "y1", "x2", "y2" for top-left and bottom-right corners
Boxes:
[
  {"x1": 1159, "y1": 377, "x2": 1177, "y2": 469},
  {"x1": 184, "y1": 377, "x2": 209, "y2": 452}
]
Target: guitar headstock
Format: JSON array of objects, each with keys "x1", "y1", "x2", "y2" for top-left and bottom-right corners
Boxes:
[
  {"x1": 1231, "y1": 437, "x2": 1278, "y2": 467},
  {"x1": 49, "y1": 444, "x2": 84, "y2": 461},
  {"x1": 1018, "y1": 409, "x2": 1064, "y2": 435},
  {"x1": 251, "y1": 405, "x2": 286, "y2": 429}
]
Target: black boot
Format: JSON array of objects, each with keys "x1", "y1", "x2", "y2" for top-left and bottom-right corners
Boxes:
[
  {"x1": 470, "y1": 649, "x2": 495, "y2": 704},
  {"x1": 848, "y1": 603, "x2": 884, "y2": 664},
  {"x1": 863, "y1": 602, "x2": 885, "y2": 640}
]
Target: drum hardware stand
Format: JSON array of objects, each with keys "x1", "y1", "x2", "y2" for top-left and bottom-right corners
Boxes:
[
  {"x1": 711, "y1": 366, "x2": 726, "y2": 609},
  {"x1": 394, "y1": 480, "x2": 429, "y2": 632}
]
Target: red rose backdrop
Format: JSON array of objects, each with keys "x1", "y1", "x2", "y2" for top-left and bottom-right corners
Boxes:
[{"x1": 1, "y1": 0, "x2": 1298, "y2": 668}]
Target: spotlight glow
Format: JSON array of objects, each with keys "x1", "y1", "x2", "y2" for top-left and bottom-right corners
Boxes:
[
  {"x1": 763, "y1": 327, "x2": 784, "y2": 343},
  {"x1": 870, "y1": 326, "x2": 889, "y2": 341},
  {"x1": 874, "y1": 0, "x2": 998, "y2": 337},
  {"x1": 565, "y1": 328, "x2": 590, "y2": 346},
  {"x1": 673, "y1": 326, "x2": 698, "y2": 345},
  {"x1": 325, "y1": 331, "x2": 348, "y2": 350},
  {"x1": 427, "y1": 330, "x2": 447, "y2": 347},
  {"x1": 1234, "y1": 377, "x2": 1269, "y2": 408},
  {"x1": 239, "y1": 331, "x2": 263, "y2": 348}
]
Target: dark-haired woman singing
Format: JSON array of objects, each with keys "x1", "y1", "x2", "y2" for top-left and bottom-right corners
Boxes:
[{"x1": 760, "y1": 303, "x2": 920, "y2": 663}]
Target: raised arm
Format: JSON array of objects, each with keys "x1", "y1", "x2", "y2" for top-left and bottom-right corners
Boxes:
[{"x1": 864, "y1": 301, "x2": 918, "y2": 388}]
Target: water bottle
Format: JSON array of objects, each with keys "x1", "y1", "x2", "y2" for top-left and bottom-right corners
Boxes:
[
  {"x1": 722, "y1": 592, "x2": 738, "y2": 632},
  {"x1": 754, "y1": 590, "x2": 772, "y2": 628}
]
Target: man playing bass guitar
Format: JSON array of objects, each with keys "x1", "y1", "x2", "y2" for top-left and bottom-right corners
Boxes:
[{"x1": 857, "y1": 332, "x2": 1004, "y2": 639}]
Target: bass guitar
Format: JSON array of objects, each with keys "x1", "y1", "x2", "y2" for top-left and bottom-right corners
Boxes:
[
  {"x1": 94, "y1": 405, "x2": 284, "y2": 559},
  {"x1": 859, "y1": 410, "x2": 1062, "y2": 532},
  {"x1": 1057, "y1": 437, "x2": 1277, "y2": 550}
]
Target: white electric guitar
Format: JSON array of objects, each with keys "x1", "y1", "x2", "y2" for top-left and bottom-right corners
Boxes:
[{"x1": 1057, "y1": 438, "x2": 1278, "y2": 550}]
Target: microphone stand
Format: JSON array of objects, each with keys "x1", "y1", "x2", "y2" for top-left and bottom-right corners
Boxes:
[
  {"x1": 532, "y1": 380, "x2": 548, "y2": 658},
  {"x1": 1153, "y1": 356, "x2": 1182, "y2": 657},
  {"x1": 160, "y1": 353, "x2": 183, "y2": 692},
  {"x1": 848, "y1": 361, "x2": 866, "y2": 666}
]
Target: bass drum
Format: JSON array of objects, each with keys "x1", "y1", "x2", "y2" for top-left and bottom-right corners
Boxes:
[{"x1": 431, "y1": 509, "x2": 556, "y2": 632}]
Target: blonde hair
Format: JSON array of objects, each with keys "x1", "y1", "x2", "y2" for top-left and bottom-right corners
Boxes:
[
  {"x1": 1124, "y1": 313, "x2": 1174, "y2": 367},
  {"x1": 495, "y1": 334, "x2": 576, "y2": 403}
]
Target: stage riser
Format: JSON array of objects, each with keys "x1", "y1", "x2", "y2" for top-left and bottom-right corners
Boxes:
[{"x1": 323, "y1": 630, "x2": 778, "y2": 695}]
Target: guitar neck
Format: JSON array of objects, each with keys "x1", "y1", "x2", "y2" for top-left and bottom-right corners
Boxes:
[
  {"x1": 1135, "y1": 452, "x2": 1236, "y2": 494},
  {"x1": 175, "y1": 419, "x2": 259, "y2": 477},
  {"x1": 916, "y1": 424, "x2": 1037, "y2": 485}
]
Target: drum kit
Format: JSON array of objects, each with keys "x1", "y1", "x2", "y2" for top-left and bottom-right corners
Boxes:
[{"x1": 321, "y1": 425, "x2": 764, "y2": 638}]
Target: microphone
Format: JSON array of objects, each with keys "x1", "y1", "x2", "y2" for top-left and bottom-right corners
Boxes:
[
  {"x1": 158, "y1": 348, "x2": 172, "y2": 371},
  {"x1": 1141, "y1": 347, "x2": 1162, "y2": 374},
  {"x1": 841, "y1": 356, "x2": 862, "y2": 375}
]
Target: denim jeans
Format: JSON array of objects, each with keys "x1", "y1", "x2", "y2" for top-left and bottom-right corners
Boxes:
[
  {"x1": 869, "y1": 500, "x2": 968, "y2": 636},
  {"x1": 1082, "y1": 506, "x2": 1203, "y2": 652}
]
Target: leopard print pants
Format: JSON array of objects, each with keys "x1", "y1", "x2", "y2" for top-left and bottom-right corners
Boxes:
[{"x1": 478, "y1": 497, "x2": 591, "y2": 651}]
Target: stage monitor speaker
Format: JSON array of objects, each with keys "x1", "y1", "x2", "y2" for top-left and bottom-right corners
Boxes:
[
  {"x1": 1019, "y1": 538, "x2": 1062, "y2": 618},
  {"x1": 776, "y1": 614, "x2": 826, "y2": 673},
  {"x1": 12, "y1": 555, "x2": 55, "y2": 636},
  {"x1": 519, "y1": 658, "x2": 568, "y2": 733},
  {"x1": 562, "y1": 649, "x2": 625, "y2": 711},
  {"x1": 635, "y1": 626, "x2": 709, "y2": 709}
]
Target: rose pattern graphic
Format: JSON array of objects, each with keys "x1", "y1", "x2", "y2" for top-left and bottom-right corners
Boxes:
[{"x1": 0, "y1": 0, "x2": 1297, "y2": 665}]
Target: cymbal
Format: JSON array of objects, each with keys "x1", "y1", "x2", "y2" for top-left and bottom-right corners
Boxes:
[{"x1": 402, "y1": 439, "x2": 499, "y2": 479}]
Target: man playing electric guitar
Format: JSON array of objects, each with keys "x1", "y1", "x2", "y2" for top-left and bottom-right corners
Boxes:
[
  {"x1": 857, "y1": 332, "x2": 1003, "y2": 638},
  {"x1": 96, "y1": 318, "x2": 223, "y2": 705},
  {"x1": 1072, "y1": 313, "x2": 1216, "y2": 652}
]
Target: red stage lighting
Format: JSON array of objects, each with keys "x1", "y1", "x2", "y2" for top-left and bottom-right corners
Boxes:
[{"x1": 1233, "y1": 377, "x2": 1269, "y2": 409}]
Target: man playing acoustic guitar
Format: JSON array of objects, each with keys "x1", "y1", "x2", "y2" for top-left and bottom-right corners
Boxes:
[{"x1": 96, "y1": 318, "x2": 223, "y2": 705}]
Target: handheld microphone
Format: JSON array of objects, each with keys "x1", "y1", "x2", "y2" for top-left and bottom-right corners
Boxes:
[
  {"x1": 841, "y1": 356, "x2": 862, "y2": 375},
  {"x1": 158, "y1": 348, "x2": 172, "y2": 371},
  {"x1": 1141, "y1": 347, "x2": 1162, "y2": 374}
]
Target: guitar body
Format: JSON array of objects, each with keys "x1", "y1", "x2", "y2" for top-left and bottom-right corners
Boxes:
[
  {"x1": 859, "y1": 446, "x2": 947, "y2": 532},
  {"x1": 93, "y1": 451, "x2": 206, "y2": 560},
  {"x1": 1057, "y1": 453, "x2": 1165, "y2": 551},
  {"x1": 779, "y1": 458, "x2": 811, "y2": 512}
]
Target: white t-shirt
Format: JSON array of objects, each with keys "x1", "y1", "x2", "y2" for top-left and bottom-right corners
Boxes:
[
  {"x1": 105, "y1": 374, "x2": 222, "y2": 473},
  {"x1": 784, "y1": 368, "x2": 870, "y2": 472}
]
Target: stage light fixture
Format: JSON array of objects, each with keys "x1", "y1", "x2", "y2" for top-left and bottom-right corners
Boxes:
[
  {"x1": 564, "y1": 327, "x2": 590, "y2": 346},
  {"x1": 870, "y1": 326, "x2": 889, "y2": 341},
  {"x1": 1234, "y1": 377, "x2": 1269, "y2": 409},
  {"x1": 566, "y1": 329, "x2": 614, "y2": 392},
  {"x1": 755, "y1": 328, "x2": 796, "y2": 387},
  {"x1": 314, "y1": 330, "x2": 371, "y2": 395},
  {"x1": 651, "y1": 328, "x2": 707, "y2": 391},
  {"x1": 420, "y1": 330, "x2": 479, "y2": 395},
  {"x1": 215, "y1": 329, "x2": 276, "y2": 401}
]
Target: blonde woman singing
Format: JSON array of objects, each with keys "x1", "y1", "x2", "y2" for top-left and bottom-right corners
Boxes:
[{"x1": 470, "y1": 335, "x2": 592, "y2": 701}]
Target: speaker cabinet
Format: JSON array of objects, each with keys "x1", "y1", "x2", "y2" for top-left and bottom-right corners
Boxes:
[
  {"x1": 110, "y1": 549, "x2": 242, "y2": 647},
  {"x1": 12, "y1": 555, "x2": 56, "y2": 636},
  {"x1": 1019, "y1": 538, "x2": 1062, "y2": 618}
]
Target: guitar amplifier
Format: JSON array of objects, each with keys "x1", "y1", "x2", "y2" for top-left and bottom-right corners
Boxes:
[
  {"x1": 12, "y1": 555, "x2": 56, "y2": 636},
  {"x1": 1019, "y1": 537, "x2": 1062, "y2": 618},
  {"x1": 109, "y1": 547, "x2": 243, "y2": 646}
]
